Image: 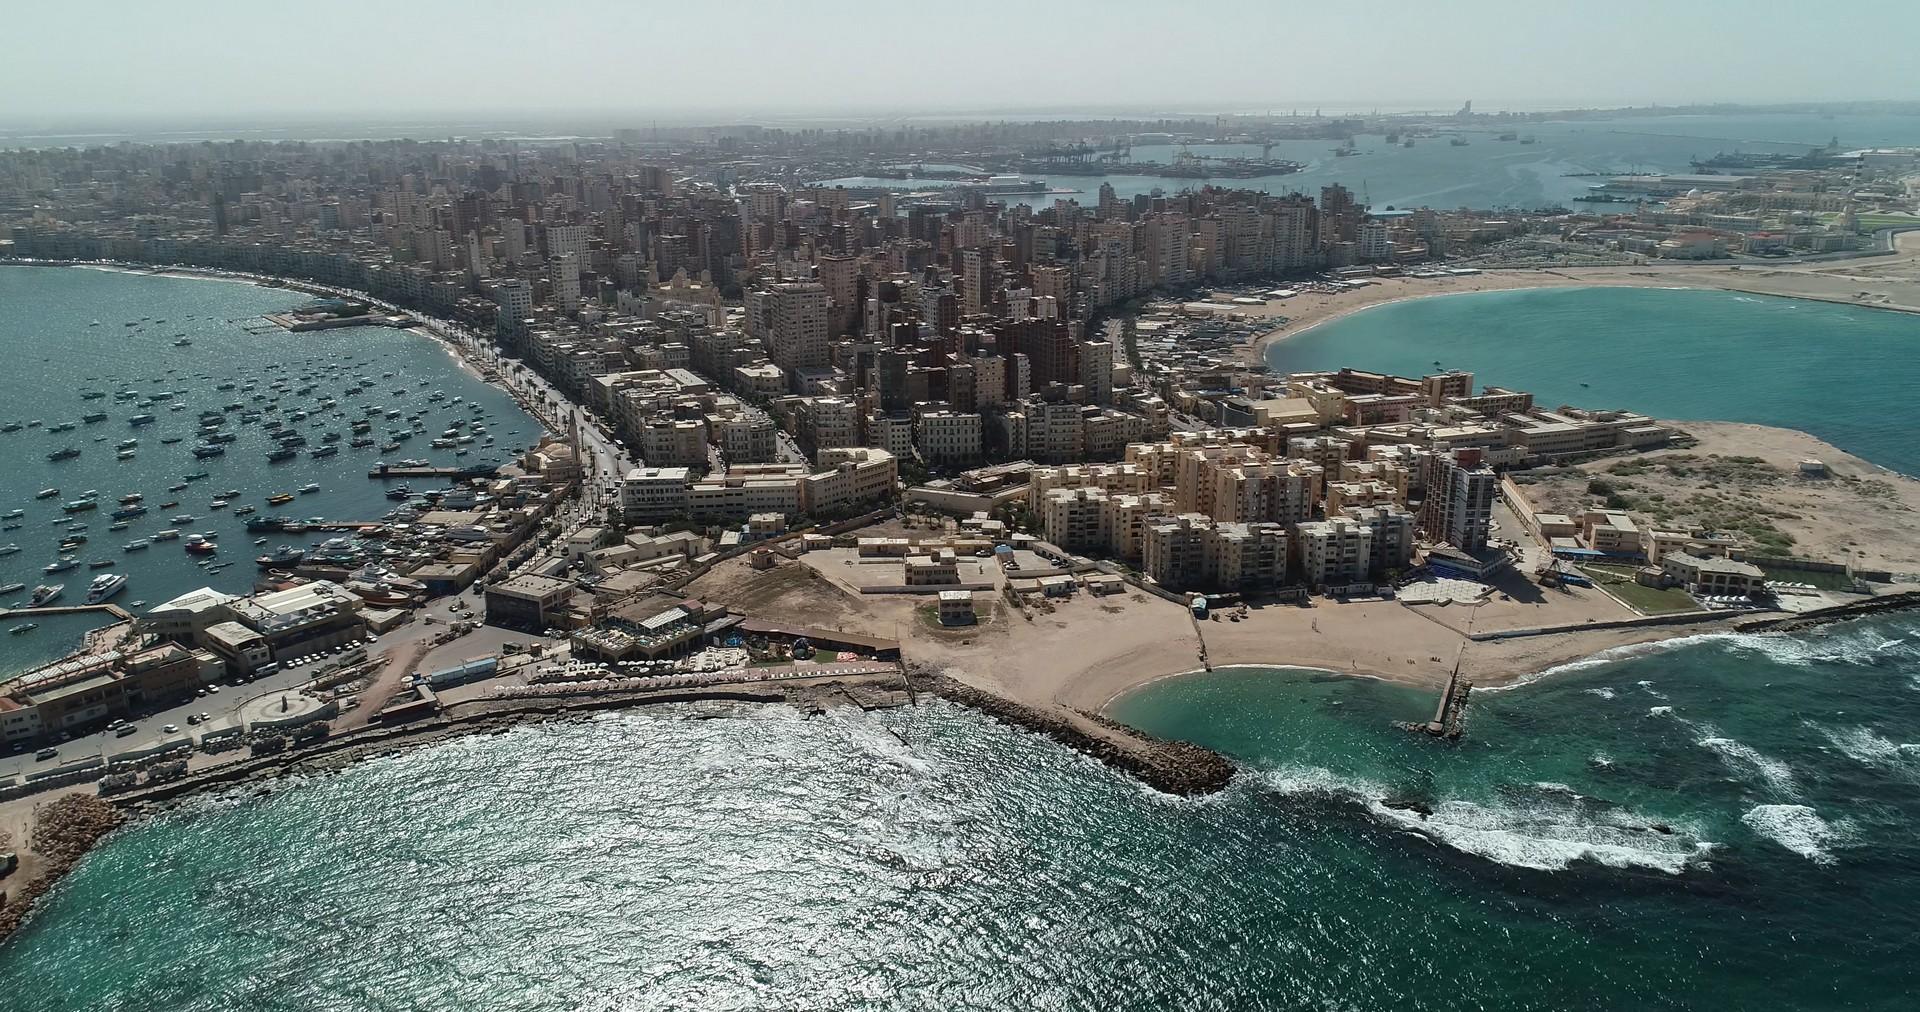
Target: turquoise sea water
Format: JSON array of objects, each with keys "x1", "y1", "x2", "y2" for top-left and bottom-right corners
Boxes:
[
  {"x1": 0, "y1": 266, "x2": 540, "y2": 675},
  {"x1": 827, "y1": 111, "x2": 1920, "y2": 211},
  {"x1": 1264, "y1": 286, "x2": 1920, "y2": 476},
  {"x1": 4, "y1": 618, "x2": 1919, "y2": 1009}
]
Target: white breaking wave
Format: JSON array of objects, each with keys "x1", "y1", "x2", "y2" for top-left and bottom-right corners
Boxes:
[
  {"x1": 1649, "y1": 705, "x2": 1675, "y2": 717},
  {"x1": 1487, "y1": 620, "x2": 1920, "y2": 692},
  {"x1": 1584, "y1": 687, "x2": 1616, "y2": 700},
  {"x1": 1480, "y1": 633, "x2": 1735, "y2": 691},
  {"x1": 1254, "y1": 767, "x2": 1709, "y2": 874},
  {"x1": 1721, "y1": 624, "x2": 1920, "y2": 669},
  {"x1": 828, "y1": 711, "x2": 935, "y2": 776},
  {"x1": 1372, "y1": 798, "x2": 1710, "y2": 875},
  {"x1": 1814, "y1": 723, "x2": 1919, "y2": 773},
  {"x1": 1696, "y1": 734, "x2": 1799, "y2": 796},
  {"x1": 1742, "y1": 804, "x2": 1843, "y2": 865}
]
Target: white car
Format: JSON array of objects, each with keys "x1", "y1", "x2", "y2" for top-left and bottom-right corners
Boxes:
[{"x1": 162, "y1": 723, "x2": 179, "y2": 734}]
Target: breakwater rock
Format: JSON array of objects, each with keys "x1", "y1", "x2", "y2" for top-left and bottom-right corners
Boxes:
[
  {"x1": 0, "y1": 794, "x2": 125, "y2": 943},
  {"x1": 905, "y1": 668, "x2": 1235, "y2": 796},
  {"x1": 1737, "y1": 590, "x2": 1920, "y2": 635}
]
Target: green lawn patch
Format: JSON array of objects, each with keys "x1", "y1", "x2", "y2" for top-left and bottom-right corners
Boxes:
[{"x1": 1578, "y1": 564, "x2": 1701, "y2": 614}]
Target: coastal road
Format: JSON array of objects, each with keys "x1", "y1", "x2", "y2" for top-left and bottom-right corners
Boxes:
[{"x1": 0, "y1": 653, "x2": 354, "y2": 779}]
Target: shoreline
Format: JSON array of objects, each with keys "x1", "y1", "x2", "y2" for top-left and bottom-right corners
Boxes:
[
  {"x1": 3, "y1": 582, "x2": 1917, "y2": 947},
  {"x1": 6, "y1": 255, "x2": 1920, "y2": 944},
  {"x1": 1237, "y1": 257, "x2": 1920, "y2": 367},
  {"x1": 1095, "y1": 589, "x2": 1920, "y2": 711}
]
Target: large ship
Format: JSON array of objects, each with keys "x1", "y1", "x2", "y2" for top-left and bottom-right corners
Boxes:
[
  {"x1": 972, "y1": 174, "x2": 1047, "y2": 194},
  {"x1": 256, "y1": 545, "x2": 306, "y2": 568},
  {"x1": 85, "y1": 572, "x2": 128, "y2": 604}
]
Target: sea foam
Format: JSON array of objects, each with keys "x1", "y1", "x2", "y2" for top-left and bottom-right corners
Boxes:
[
  {"x1": 1254, "y1": 767, "x2": 1708, "y2": 874},
  {"x1": 1696, "y1": 734, "x2": 1799, "y2": 797},
  {"x1": 1742, "y1": 804, "x2": 1842, "y2": 865}
]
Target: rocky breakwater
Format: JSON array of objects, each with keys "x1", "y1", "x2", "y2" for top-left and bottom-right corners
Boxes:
[
  {"x1": 1737, "y1": 589, "x2": 1920, "y2": 635},
  {"x1": 0, "y1": 794, "x2": 125, "y2": 943},
  {"x1": 905, "y1": 665, "x2": 1235, "y2": 796}
]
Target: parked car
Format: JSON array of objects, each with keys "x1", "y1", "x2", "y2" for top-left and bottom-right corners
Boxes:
[
  {"x1": 162, "y1": 723, "x2": 179, "y2": 734},
  {"x1": 34, "y1": 748, "x2": 57, "y2": 761}
]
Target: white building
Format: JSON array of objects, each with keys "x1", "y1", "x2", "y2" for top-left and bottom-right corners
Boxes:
[
  {"x1": 800, "y1": 448, "x2": 897, "y2": 517},
  {"x1": 621, "y1": 466, "x2": 692, "y2": 520},
  {"x1": 915, "y1": 409, "x2": 982, "y2": 466}
]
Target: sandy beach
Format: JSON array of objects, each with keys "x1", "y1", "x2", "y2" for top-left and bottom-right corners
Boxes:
[
  {"x1": 1235, "y1": 233, "x2": 1920, "y2": 365},
  {"x1": 689, "y1": 536, "x2": 1736, "y2": 721}
]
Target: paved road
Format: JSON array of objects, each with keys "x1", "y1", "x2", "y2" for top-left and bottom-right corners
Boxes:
[{"x1": 0, "y1": 642, "x2": 369, "y2": 778}]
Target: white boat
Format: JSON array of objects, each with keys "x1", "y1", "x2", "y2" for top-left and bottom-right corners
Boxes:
[
  {"x1": 0, "y1": 543, "x2": 18, "y2": 556},
  {"x1": 85, "y1": 572, "x2": 128, "y2": 604}
]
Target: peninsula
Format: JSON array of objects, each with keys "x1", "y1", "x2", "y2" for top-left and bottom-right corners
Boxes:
[{"x1": 3, "y1": 125, "x2": 1920, "y2": 946}]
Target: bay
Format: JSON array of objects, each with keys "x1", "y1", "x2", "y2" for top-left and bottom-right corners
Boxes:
[
  {"x1": 0, "y1": 266, "x2": 541, "y2": 675},
  {"x1": 826, "y1": 111, "x2": 1920, "y2": 211},
  {"x1": 1263, "y1": 286, "x2": 1920, "y2": 476}
]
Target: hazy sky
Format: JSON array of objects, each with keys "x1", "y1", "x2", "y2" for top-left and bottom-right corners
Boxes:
[{"x1": 7, "y1": 0, "x2": 1919, "y2": 124}]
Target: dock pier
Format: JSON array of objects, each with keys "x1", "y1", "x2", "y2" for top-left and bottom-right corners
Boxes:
[
  {"x1": 367, "y1": 464, "x2": 498, "y2": 480},
  {"x1": 0, "y1": 603, "x2": 133, "y2": 621},
  {"x1": 1426, "y1": 668, "x2": 1473, "y2": 739}
]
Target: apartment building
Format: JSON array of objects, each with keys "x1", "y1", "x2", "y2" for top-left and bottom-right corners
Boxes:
[
  {"x1": 620, "y1": 466, "x2": 693, "y2": 520},
  {"x1": 1142, "y1": 514, "x2": 1289, "y2": 592},
  {"x1": 1297, "y1": 517, "x2": 1375, "y2": 590},
  {"x1": 1338, "y1": 503, "x2": 1417, "y2": 576},
  {"x1": 799, "y1": 448, "x2": 898, "y2": 517},
  {"x1": 1419, "y1": 447, "x2": 1497, "y2": 553},
  {"x1": 915, "y1": 409, "x2": 983, "y2": 466}
]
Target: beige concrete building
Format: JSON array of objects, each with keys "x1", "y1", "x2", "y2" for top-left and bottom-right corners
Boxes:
[
  {"x1": 1662, "y1": 552, "x2": 1765, "y2": 595},
  {"x1": 1338, "y1": 503, "x2": 1417, "y2": 576},
  {"x1": 1041, "y1": 487, "x2": 1109, "y2": 553},
  {"x1": 1581, "y1": 508, "x2": 1643, "y2": 558},
  {"x1": 1141, "y1": 514, "x2": 1288, "y2": 592},
  {"x1": 800, "y1": 448, "x2": 897, "y2": 517},
  {"x1": 905, "y1": 551, "x2": 962, "y2": 587},
  {"x1": 1297, "y1": 517, "x2": 1374, "y2": 590},
  {"x1": 1028, "y1": 462, "x2": 1153, "y2": 502}
]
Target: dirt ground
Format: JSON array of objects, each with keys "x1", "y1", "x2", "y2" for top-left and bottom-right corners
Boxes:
[
  {"x1": 1514, "y1": 421, "x2": 1920, "y2": 579},
  {"x1": 686, "y1": 546, "x2": 1710, "y2": 721}
]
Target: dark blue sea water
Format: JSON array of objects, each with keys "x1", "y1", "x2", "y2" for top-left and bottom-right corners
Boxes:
[
  {"x1": 0, "y1": 266, "x2": 540, "y2": 675},
  {"x1": 3, "y1": 618, "x2": 1918, "y2": 1010},
  {"x1": 1264, "y1": 286, "x2": 1920, "y2": 476}
]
